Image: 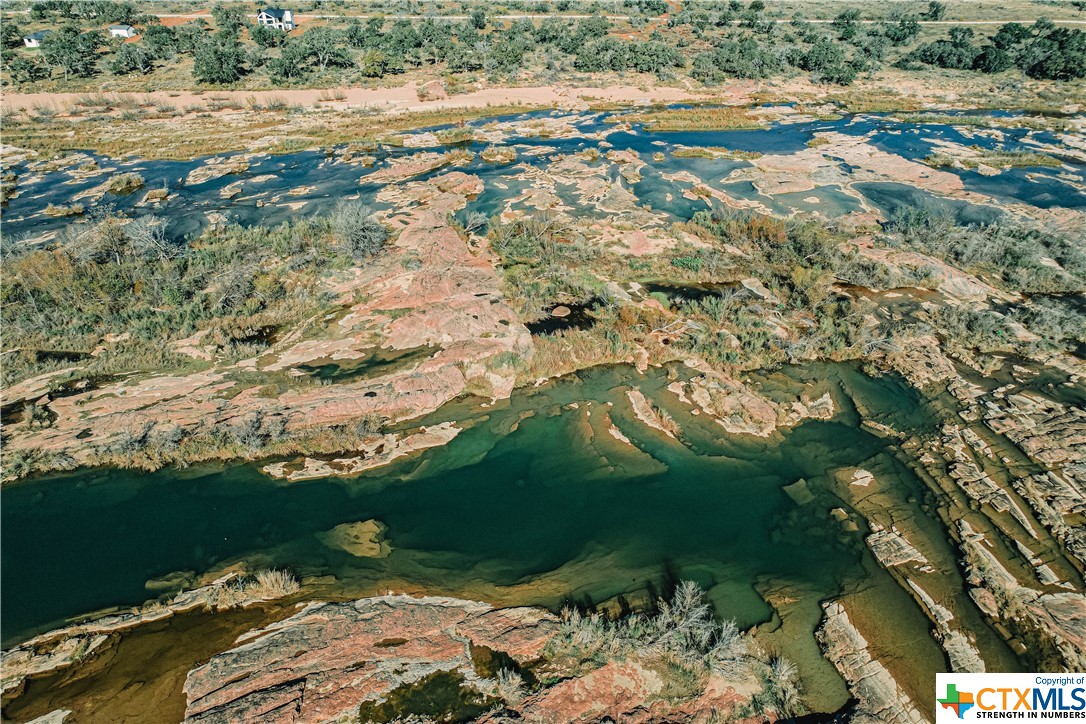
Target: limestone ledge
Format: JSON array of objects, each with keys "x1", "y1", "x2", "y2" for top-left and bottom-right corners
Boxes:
[
  {"x1": 817, "y1": 601, "x2": 928, "y2": 724},
  {"x1": 261, "y1": 422, "x2": 460, "y2": 481}
]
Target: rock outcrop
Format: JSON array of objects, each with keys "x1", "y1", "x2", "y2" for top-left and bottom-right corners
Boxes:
[
  {"x1": 817, "y1": 601, "x2": 927, "y2": 724},
  {"x1": 2, "y1": 571, "x2": 297, "y2": 700},
  {"x1": 182, "y1": 595, "x2": 558, "y2": 723},
  {"x1": 3, "y1": 173, "x2": 530, "y2": 478}
]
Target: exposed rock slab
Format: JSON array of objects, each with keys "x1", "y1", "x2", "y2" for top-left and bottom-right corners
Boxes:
[
  {"x1": 817, "y1": 601, "x2": 927, "y2": 724},
  {"x1": 182, "y1": 595, "x2": 558, "y2": 723}
]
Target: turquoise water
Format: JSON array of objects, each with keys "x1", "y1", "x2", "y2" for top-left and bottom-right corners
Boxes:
[
  {"x1": 0, "y1": 363, "x2": 990, "y2": 645},
  {"x1": 0, "y1": 364, "x2": 889, "y2": 638}
]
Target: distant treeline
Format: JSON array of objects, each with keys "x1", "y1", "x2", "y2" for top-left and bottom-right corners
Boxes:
[{"x1": 2, "y1": 0, "x2": 1084, "y2": 86}]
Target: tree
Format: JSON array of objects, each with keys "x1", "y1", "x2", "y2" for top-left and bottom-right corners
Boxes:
[
  {"x1": 192, "y1": 36, "x2": 244, "y2": 83},
  {"x1": 42, "y1": 25, "x2": 103, "y2": 80},
  {"x1": 884, "y1": 14, "x2": 921, "y2": 45},
  {"x1": 175, "y1": 20, "x2": 209, "y2": 53},
  {"x1": 142, "y1": 24, "x2": 177, "y2": 59},
  {"x1": 923, "y1": 1, "x2": 946, "y2": 21},
  {"x1": 250, "y1": 23, "x2": 284, "y2": 48},
  {"x1": 303, "y1": 26, "x2": 351, "y2": 72},
  {"x1": 345, "y1": 17, "x2": 383, "y2": 49},
  {"x1": 268, "y1": 39, "x2": 308, "y2": 78},
  {"x1": 629, "y1": 40, "x2": 683, "y2": 74},
  {"x1": 803, "y1": 36, "x2": 857, "y2": 84},
  {"x1": 111, "y1": 42, "x2": 153, "y2": 74},
  {"x1": 949, "y1": 26, "x2": 974, "y2": 46},
  {"x1": 905, "y1": 26, "x2": 979, "y2": 69},
  {"x1": 832, "y1": 9, "x2": 861, "y2": 41},
  {"x1": 1, "y1": 21, "x2": 22, "y2": 49},
  {"x1": 691, "y1": 52, "x2": 726, "y2": 84},
  {"x1": 973, "y1": 45, "x2": 1013, "y2": 73},
  {"x1": 991, "y1": 23, "x2": 1027, "y2": 50},
  {"x1": 1022, "y1": 28, "x2": 1086, "y2": 80},
  {"x1": 383, "y1": 19, "x2": 420, "y2": 56},
  {"x1": 470, "y1": 8, "x2": 487, "y2": 30},
  {"x1": 211, "y1": 2, "x2": 246, "y2": 38},
  {"x1": 359, "y1": 48, "x2": 388, "y2": 77},
  {"x1": 708, "y1": 36, "x2": 785, "y2": 78},
  {"x1": 6, "y1": 56, "x2": 49, "y2": 83}
]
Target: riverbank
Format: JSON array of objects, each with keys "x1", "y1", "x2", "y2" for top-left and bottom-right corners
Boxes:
[{"x1": 2, "y1": 71, "x2": 1082, "y2": 161}]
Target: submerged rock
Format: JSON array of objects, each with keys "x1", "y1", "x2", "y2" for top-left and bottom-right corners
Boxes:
[{"x1": 317, "y1": 519, "x2": 391, "y2": 558}]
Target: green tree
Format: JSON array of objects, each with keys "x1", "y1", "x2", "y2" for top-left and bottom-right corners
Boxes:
[
  {"x1": 6, "y1": 55, "x2": 49, "y2": 83},
  {"x1": 1, "y1": 21, "x2": 22, "y2": 49},
  {"x1": 1022, "y1": 28, "x2": 1086, "y2": 80},
  {"x1": 470, "y1": 8, "x2": 487, "y2": 29},
  {"x1": 382, "y1": 19, "x2": 420, "y2": 56},
  {"x1": 42, "y1": 25, "x2": 103, "y2": 80},
  {"x1": 993, "y1": 22, "x2": 1031, "y2": 51},
  {"x1": 884, "y1": 14, "x2": 921, "y2": 45},
  {"x1": 832, "y1": 9, "x2": 861, "y2": 41},
  {"x1": 211, "y1": 2, "x2": 246, "y2": 38},
  {"x1": 359, "y1": 48, "x2": 388, "y2": 77},
  {"x1": 803, "y1": 36, "x2": 857, "y2": 84},
  {"x1": 267, "y1": 39, "x2": 308, "y2": 79},
  {"x1": 175, "y1": 20, "x2": 209, "y2": 53},
  {"x1": 973, "y1": 45, "x2": 1013, "y2": 73},
  {"x1": 345, "y1": 17, "x2": 383, "y2": 49},
  {"x1": 250, "y1": 23, "x2": 284, "y2": 48},
  {"x1": 192, "y1": 36, "x2": 244, "y2": 83},
  {"x1": 110, "y1": 42, "x2": 153, "y2": 74},
  {"x1": 142, "y1": 23, "x2": 177, "y2": 58},
  {"x1": 924, "y1": 1, "x2": 946, "y2": 21},
  {"x1": 303, "y1": 26, "x2": 351, "y2": 72}
]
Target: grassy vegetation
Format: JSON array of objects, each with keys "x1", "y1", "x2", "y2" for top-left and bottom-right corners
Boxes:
[
  {"x1": 487, "y1": 213, "x2": 605, "y2": 320},
  {"x1": 105, "y1": 171, "x2": 145, "y2": 194},
  {"x1": 544, "y1": 580, "x2": 803, "y2": 718},
  {"x1": 1, "y1": 401, "x2": 391, "y2": 483},
  {"x1": 672, "y1": 146, "x2": 762, "y2": 160},
  {"x1": 609, "y1": 106, "x2": 769, "y2": 132},
  {"x1": 883, "y1": 209, "x2": 1086, "y2": 293},
  {"x1": 922, "y1": 147, "x2": 1063, "y2": 169},
  {"x1": 480, "y1": 145, "x2": 517, "y2": 163},
  {"x1": 435, "y1": 126, "x2": 476, "y2": 145},
  {"x1": 210, "y1": 569, "x2": 301, "y2": 608},
  {"x1": 893, "y1": 112, "x2": 1074, "y2": 132},
  {"x1": 43, "y1": 202, "x2": 85, "y2": 216},
  {"x1": 0, "y1": 207, "x2": 390, "y2": 389}
]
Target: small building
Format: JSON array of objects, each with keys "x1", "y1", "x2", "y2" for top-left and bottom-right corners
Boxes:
[
  {"x1": 256, "y1": 8, "x2": 295, "y2": 31},
  {"x1": 108, "y1": 24, "x2": 137, "y2": 38},
  {"x1": 22, "y1": 30, "x2": 50, "y2": 48}
]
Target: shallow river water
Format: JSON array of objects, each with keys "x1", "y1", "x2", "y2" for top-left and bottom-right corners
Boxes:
[{"x1": 1, "y1": 362, "x2": 1028, "y2": 711}]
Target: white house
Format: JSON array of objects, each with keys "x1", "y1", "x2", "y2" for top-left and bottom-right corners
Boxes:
[
  {"x1": 23, "y1": 30, "x2": 50, "y2": 48},
  {"x1": 256, "y1": 8, "x2": 295, "y2": 31},
  {"x1": 108, "y1": 24, "x2": 137, "y2": 38}
]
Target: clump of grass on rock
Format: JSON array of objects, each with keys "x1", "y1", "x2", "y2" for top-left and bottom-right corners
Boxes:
[{"x1": 330, "y1": 202, "x2": 390, "y2": 260}]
